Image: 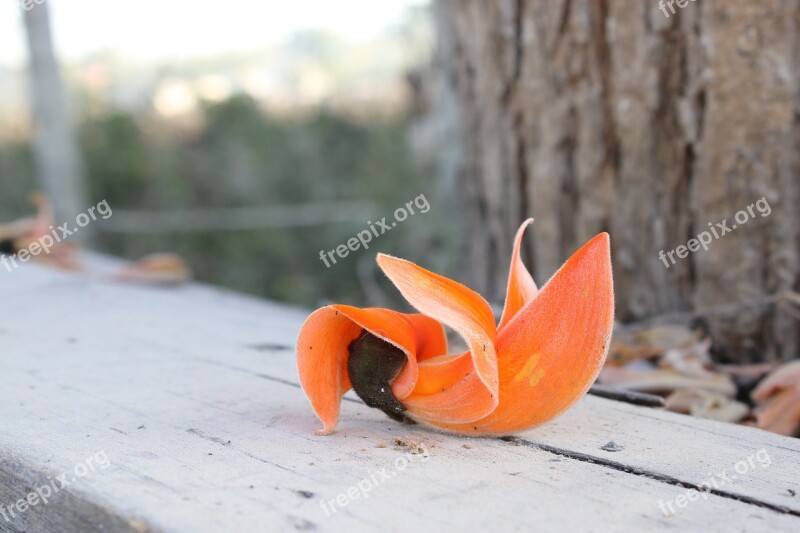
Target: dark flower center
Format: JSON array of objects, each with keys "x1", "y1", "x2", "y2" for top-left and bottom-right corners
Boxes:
[
  {"x1": 0, "y1": 239, "x2": 15, "y2": 255},
  {"x1": 347, "y1": 330, "x2": 415, "y2": 424}
]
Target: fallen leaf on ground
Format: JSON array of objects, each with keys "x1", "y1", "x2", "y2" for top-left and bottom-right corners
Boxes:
[
  {"x1": 751, "y1": 361, "x2": 800, "y2": 437},
  {"x1": 598, "y1": 366, "x2": 737, "y2": 397},
  {"x1": 659, "y1": 338, "x2": 715, "y2": 378},
  {"x1": 665, "y1": 389, "x2": 749, "y2": 423},
  {"x1": 112, "y1": 253, "x2": 191, "y2": 285},
  {"x1": 632, "y1": 325, "x2": 699, "y2": 351},
  {"x1": 0, "y1": 192, "x2": 81, "y2": 271},
  {"x1": 607, "y1": 324, "x2": 700, "y2": 367}
]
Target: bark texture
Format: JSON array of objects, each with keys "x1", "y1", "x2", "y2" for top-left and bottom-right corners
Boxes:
[{"x1": 434, "y1": 0, "x2": 800, "y2": 362}]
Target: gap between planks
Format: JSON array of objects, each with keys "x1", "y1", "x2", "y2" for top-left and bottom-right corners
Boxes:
[{"x1": 211, "y1": 353, "x2": 800, "y2": 520}]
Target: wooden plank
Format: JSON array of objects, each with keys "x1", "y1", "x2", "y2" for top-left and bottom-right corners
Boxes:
[{"x1": 1, "y1": 260, "x2": 799, "y2": 532}]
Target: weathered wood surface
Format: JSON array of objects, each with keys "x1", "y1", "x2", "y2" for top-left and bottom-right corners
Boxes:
[{"x1": 1, "y1": 259, "x2": 800, "y2": 532}]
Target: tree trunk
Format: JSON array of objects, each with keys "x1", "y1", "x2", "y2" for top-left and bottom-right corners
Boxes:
[
  {"x1": 433, "y1": 0, "x2": 800, "y2": 363},
  {"x1": 23, "y1": 2, "x2": 89, "y2": 240}
]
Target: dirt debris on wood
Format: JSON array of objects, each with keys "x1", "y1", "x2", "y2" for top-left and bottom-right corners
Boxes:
[{"x1": 393, "y1": 438, "x2": 427, "y2": 455}]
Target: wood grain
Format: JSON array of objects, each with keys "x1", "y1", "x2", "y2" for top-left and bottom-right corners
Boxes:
[{"x1": 1, "y1": 259, "x2": 799, "y2": 532}]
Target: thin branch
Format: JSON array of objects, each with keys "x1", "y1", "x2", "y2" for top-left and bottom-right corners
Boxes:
[{"x1": 99, "y1": 202, "x2": 378, "y2": 233}]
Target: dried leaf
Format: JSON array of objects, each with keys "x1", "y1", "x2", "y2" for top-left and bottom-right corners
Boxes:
[
  {"x1": 112, "y1": 253, "x2": 191, "y2": 285},
  {"x1": 665, "y1": 389, "x2": 749, "y2": 423},
  {"x1": 632, "y1": 324, "x2": 699, "y2": 351},
  {"x1": 659, "y1": 338, "x2": 714, "y2": 378},
  {"x1": 0, "y1": 193, "x2": 82, "y2": 271},
  {"x1": 599, "y1": 367, "x2": 736, "y2": 397},
  {"x1": 751, "y1": 361, "x2": 800, "y2": 437}
]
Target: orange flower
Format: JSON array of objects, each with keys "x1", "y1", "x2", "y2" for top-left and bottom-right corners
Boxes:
[{"x1": 297, "y1": 219, "x2": 614, "y2": 435}]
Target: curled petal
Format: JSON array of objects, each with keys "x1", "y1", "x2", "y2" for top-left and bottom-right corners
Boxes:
[
  {"x1": 297, "y1": 305, "x2": 447, "y2": 434},
  {"x1": 297, "y1": 307, "x2": 362, "y2": 435},
  {"x1": 330, "y1": 305, "x2": 447, "y2": 399},
  {"x1": 498, "y1": 218, "x2": 538, "y2": 331},
  {"x1": 402, "y1": 351, "x2": 495, "y2": 424},
  {"x1": 430, "y1": 233, "x2": 614, "y2": 434},
  {"x1": 377, "y1": 254, "x2": 499, "y2": 424}
]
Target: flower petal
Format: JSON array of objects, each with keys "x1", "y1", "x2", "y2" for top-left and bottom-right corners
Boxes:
[
  {"x1": 432, "y1": 232, "x2": 614, "y2": 434},
  {"x1": 376, "y1": 254, "x2": 500, "y2": 423},
  {"x1": 498, "y1": 218, "x2": 538, "y2": 331},
  {"x1": 402, "y1": 351, "x2": 496, "y2": 424},
  {"x1": 297, "y1": 305, "x2": 447, "y2": 434},
  {"x1": 331, "y1": 305, "x2": 447, "y2": 399},
  {"x1": 296, "y1": 307, "x2": 362, "y2": 435}
]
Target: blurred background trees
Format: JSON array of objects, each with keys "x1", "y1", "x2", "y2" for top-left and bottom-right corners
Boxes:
[
  {"x1": 2, "y1": 0, "x2": 798, "y2": 364},
  {"x1": 0, "y1": 1, "x2": 456, "y2": 308},
  {"x1": 22, "y1": 2, "x2": 89, "y2": 231}
]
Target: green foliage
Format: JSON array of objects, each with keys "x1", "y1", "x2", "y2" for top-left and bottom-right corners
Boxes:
[
  {"x1": 0, "y1": 94, "x2": 455, "y2": 307},
  {"x1": 81, "y1": 111, "x2": 151, "y2": 206},
  {"x1": 0, "y1": 141, "x2": 37, "y2": 218}
]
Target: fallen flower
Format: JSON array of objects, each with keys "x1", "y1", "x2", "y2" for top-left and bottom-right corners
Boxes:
[
  {"x1": 297, "y1": 219, "x2": 614, "y2": 435},
  {"x1": 0, "y1": 192, "x2": 80, "y2": 271},
  {"x1": 111, "y1": 253, "x2": 191, "y2": 285}
]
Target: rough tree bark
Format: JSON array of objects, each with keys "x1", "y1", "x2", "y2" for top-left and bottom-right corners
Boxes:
[{"x1": 433, "y1": 0, "x2": 800, "y2": 362}]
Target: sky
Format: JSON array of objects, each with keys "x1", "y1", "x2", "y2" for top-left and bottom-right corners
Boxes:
[{"x1": 0, "y1": 0, "x2": 428, "y2": 67}]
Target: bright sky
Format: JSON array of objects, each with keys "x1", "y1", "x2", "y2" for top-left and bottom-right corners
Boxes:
[{"x1": 0, "y1": 0, "x2": 427, "y2": 67}]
